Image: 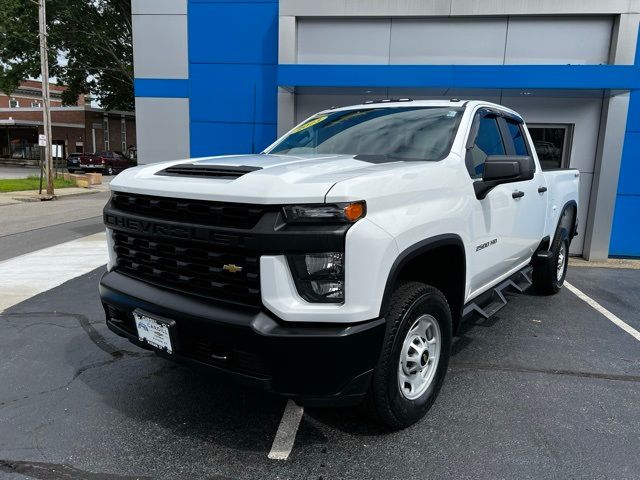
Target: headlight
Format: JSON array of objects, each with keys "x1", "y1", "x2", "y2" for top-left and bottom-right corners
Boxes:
[
  {"x1": 282, "y1": 201, "x2": 365, "y2": 225},
  {"x1": 287, "y1": 252, "x2": 344, "y2": 303}
]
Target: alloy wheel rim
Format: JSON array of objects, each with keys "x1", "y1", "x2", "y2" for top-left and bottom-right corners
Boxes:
[
  {"x1": 557, "y1": 243, "x2": 566, "y2": 282},
  {"x1": 398, "y1": 314, "x2": 441, "y2": 400}
]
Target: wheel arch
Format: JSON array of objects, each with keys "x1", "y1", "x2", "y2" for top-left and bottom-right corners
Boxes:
[
  {"x1": 553, "y1": 200, "x2": 578, "y2": 247},
  {"x1": 380, "y1": 234, "x2": 466, "y2": 333}
]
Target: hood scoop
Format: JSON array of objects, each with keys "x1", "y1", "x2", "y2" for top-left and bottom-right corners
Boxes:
[{"x1": 156, "y1": 163, "x2": 262, "y2": 179}]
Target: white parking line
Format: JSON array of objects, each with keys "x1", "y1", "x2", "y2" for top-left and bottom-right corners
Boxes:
[
  {"x1": 0, "y1": 232, "x2": 108, "y2": 313},
  {"x1": 268, "y1": 400, "x2": 304, "y2": 461},
  {"x1": 565, "y1": 281, "x2": 640, "y2": 342}
]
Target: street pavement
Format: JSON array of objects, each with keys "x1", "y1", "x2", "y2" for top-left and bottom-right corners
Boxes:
[
  {"x1": 0, "y1": 166, "x2": 41, "y2": 179},
  {"x1": 0, "y1": 191, "x2": 109, "y2": 261},
  {"x1": 0, "y1": 201, "x2": 639, "y2": 479}
]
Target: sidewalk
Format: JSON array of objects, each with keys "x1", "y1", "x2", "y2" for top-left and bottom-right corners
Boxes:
[
  {"x1": 0, "y1": 232, "x2": 108, "y2": 312},
  {"x1": 569, "y1": 256, "x2": 640, "y2": 270},
  {"x1": 0, "y1": 183, "x2": 110, "y2": 206}
]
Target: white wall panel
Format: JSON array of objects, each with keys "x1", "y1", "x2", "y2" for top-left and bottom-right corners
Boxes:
[
  {"x1": 135, "y1": 98, "x2": 190, "y2": 164},
  {"x1": 282, "y1": 0, "x2": 451, "y2": 17},
  {"x1": 297, "y1": 19, "x2": 391, "y2": 64},
  {"x1": 132, "y1": 0, "x2": 187, "y2": 15},
  {"x1": 282, "y1": 0, "x2": 637, "y2": 16},
  {"x1": 132, "y1": 14, "x2": 188, "y2": 79},
  {"x1": 505, "y1": 17, "x2": 613, "y2": 65},
  {"x1": 390, "y1": 18, "x2": 507, "y2": 64}
]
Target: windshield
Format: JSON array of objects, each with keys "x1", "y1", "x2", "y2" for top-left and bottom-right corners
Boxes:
[{"x1": 266, "y1": 106, "x2": 464, "y2": 161}]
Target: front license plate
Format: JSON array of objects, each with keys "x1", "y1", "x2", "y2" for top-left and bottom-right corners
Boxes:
[{"x1": 134, "y1": 312, "x2": 173, "y2": 353}]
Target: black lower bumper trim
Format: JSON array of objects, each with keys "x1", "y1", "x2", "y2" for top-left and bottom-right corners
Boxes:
[{"x1": 100, "y1": 271, "x2": 385, "y2": 405}]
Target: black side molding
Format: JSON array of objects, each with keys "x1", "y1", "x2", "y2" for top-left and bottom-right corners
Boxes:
[{"x1": 379, "y1": 234, "x2": 466, "y2": 319}]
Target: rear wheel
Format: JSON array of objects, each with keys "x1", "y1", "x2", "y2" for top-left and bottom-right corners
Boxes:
[
  {"x1": 365, "y1": 282, "x2": 452, "y2": 429},
  {"x1": 104, "y1": 165, "x2": 114, "y2": 176},
  {"x1": 533, "y1": 234, "x2": 569, "y2": 294}
]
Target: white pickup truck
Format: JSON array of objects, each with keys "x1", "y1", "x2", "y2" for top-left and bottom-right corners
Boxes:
[{"x1": 100, "y1": 100, "x2": 579, "y2": 428}]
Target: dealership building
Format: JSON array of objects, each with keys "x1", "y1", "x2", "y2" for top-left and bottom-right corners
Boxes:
[{"x1": 131, "y1": 0, "x2": 640, "y2": 259}]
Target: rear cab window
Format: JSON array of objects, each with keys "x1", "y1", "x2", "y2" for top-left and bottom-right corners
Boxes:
[{"x1": 505, "y1": 119, "x2": 529, "y2": 156}]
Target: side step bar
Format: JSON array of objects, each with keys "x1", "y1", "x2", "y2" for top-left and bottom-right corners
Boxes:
[{"x1": 462, "y1": 266, "x2": 533, "y2": 321}]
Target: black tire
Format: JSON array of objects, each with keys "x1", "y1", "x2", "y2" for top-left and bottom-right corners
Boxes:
[
  {"x1": 365, "y1": 281, "x2": 452, "y2": 429},
  {"x1": 533, "y1": 234, "x2": 569, "y2": 295},
  {"x1": 104, "y1": 165, "x2": 114, "y2": 176}
]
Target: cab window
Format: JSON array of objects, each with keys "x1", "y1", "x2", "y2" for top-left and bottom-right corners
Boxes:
[
  {"x1": 506, "y1": 119, "x2": 529, "y2": 156},
  {"x1": 466, "y1": 115, "x2": 506, "y2": 178}
]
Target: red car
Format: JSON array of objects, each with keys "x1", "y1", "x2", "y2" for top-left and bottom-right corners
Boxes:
[{"x1": 79, "y1": 151, "x2": 132, "y2": 176}]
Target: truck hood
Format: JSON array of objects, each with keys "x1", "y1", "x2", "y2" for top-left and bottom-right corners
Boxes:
[{"x1": 109, "y1": 153, "x2": 414, "y2": 204}]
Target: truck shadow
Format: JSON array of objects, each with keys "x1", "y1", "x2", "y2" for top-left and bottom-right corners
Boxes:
[{"x1": 65, "y1": 331, "x2": 289, "y2": 454}]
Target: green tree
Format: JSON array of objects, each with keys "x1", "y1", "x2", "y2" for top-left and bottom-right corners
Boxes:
[{"x1": 0, "y1": 0, "x2": 133, "y2": 110}]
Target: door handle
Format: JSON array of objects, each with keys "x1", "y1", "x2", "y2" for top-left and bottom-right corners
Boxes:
[
  {"x1": 512, "y1": 190, "x2": 525, "y2": 199},
  {"x1": 538, "y1": 186, "x2": 548, "y2": 193}
]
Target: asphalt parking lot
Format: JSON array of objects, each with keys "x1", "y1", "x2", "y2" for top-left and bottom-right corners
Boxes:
[{"x1": 0, "y1": 265, "x2": 639, "y2": 480}]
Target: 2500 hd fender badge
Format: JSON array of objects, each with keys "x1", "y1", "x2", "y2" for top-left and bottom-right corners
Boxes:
[{"x1": 476, "y1": 238, "x2": 498, "y2": 252}]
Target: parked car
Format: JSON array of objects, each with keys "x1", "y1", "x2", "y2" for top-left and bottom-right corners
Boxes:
[
  {"x1": 534, "y1": 140, "x2": 561, "y2": 160},
  {"x1": 100, "y1": 100, "x2": 579, "y2": 428},
  {"x1": 79, "y1": 151, "x2": 131, "y2": 176},
  {"x1": 66, "y1": 153, "x2": 83, "y2": 173}
]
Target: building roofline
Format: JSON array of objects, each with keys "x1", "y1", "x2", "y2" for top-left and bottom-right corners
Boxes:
[
  {"x1": 0, "y1": 106, "x2": 135, "y2": 116},
  {"x1": 0, "y1": 119, "x2": 85, "y2": 129}
]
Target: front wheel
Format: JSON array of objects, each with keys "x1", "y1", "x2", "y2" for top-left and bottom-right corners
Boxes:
[
  {"x1": 365, "y1": 282, "x2": 452, "y2": 429},
  {"x1": 104, "y1": 165, "x2": 114, "y2": 176}
]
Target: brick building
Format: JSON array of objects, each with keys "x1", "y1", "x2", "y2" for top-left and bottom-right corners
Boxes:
[{"x1": 0, "y1": 80, "x2": 136, "y2": 166}]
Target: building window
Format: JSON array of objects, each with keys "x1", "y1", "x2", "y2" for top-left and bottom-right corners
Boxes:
[
  {"x1": 103, "y1": 116, "x2": 110, "y2": 150},
  {"x1": 9, "y1": 99, "x2": 19, "y2": 108},
  {"x1": 528, "y1": 124, "x2": 574, "y2": 170},
  {"x1": 31, "y1": 101, "x2": 42, "y2": 108},
  {"x1": 121, "y1": 117, "x2": 127, "y2": 152}
]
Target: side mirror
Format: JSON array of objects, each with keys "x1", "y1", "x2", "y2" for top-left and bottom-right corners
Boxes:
[{"x1": 474, "y1": 155, "x2": 535, "y2": 199}]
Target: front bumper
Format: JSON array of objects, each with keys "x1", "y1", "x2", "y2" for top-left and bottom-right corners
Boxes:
[{"x1": 100, "y1": 270, "x2": 386, "y2": 406}]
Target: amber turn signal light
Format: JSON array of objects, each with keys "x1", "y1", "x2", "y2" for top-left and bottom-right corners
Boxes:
[{"x1": 343, "y1": 202, "x2": 366, "y2": 222}]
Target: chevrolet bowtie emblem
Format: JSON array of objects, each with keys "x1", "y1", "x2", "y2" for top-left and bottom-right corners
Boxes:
[{"x1": 223, "y1": 264, "x2": 243, "y2": 273}]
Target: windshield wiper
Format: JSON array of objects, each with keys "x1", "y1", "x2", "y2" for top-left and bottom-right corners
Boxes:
[{"x1": 354, "y1": 154, "x2": 424, "y2": 163}]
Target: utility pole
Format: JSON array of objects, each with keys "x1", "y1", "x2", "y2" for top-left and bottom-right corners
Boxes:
[{"x1": 37, "y1": 0, "x2": 54, "y2": 196}]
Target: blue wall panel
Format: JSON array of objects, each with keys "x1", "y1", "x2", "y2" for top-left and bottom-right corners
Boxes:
[
  {"x1": 278, "y1": 64, "x2": 640, "y2": 90},
  {"x1": 610, "y1": 195, "x2": 640, "y2": 257},
  {"x1": 190, "y1": 122, "x2": 254, "y2": 156},
  {"x1": 610, "y1": 97, "x2": 640, "y2": 257},
  {"x1": 610, "y1": 27, "x2": 640, "y2": 257},
  {"x1": 187, "y1": 0, "x2": 278, "y2": 157},
  {"x1": 253, "y1": 123, "x2": 277, "y2": 152},
  {"x1": 134, "y1": 79, "x2": 189, "y2": 98},
  {"x1": 616, "y1": 131, "x2": 640, "y2": 196},
  {"x1": 189, "y1": 2, "x2": 278, "y2": 65},
  {"x1": 190, "y1": 64, "x2": 277, "y2": 123}
]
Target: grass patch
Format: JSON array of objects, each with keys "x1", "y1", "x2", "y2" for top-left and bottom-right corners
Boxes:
[{"x1": 0, "y1": 175, "x2": 77, "y2": 193}]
